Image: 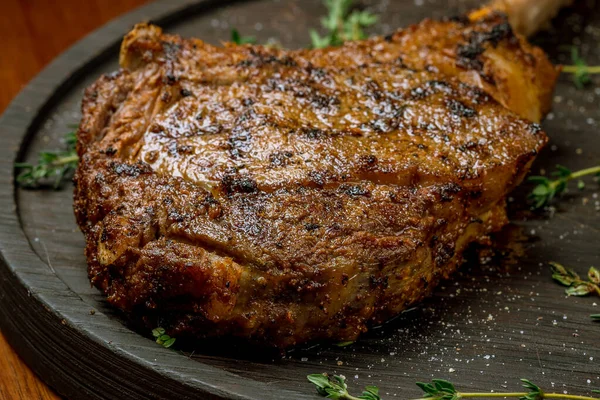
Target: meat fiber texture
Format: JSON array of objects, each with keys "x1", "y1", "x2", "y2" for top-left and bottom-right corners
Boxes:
[{"x1": 74, "y1": 12, "x2": 554, "y2": 348}]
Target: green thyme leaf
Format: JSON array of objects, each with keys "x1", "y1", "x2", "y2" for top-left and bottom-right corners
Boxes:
[
  {"x1": 528, "y1": 165, "x2": 600, "y2": 209},
  {"x1": 360, "y1": 385, "x2": 381, "y2": 400},
  {"x1": 152, "y1": 327, "x2": 176, "y2": 348},
  {"x1": 15, "y1": 130, "x2": 79, "y2": 189},
  {"x1": 152, "y1": 327, "x2": 165, "y2": 337},
  {"x1": 566, "y1": 283, "x2": 594, "y2": 296},
  {"x1": 231, "y1": 28, "x2": 257, "y2": 45},
  {"x1": 307, "y1": 374, "x2": 332, "y2": 396},
  {"x1": 552, "y1": 164, "x2": 572, "y2": 178},
  {"x1": 571, "y1": 47, "x2": 591, "y2": 89},
  {"x1": 521, "y1": 378, "x2": 542, "y2": 391},
  {"x1": 416, "y1": 378, "x2": 458, "y2": 399},
  {"x1": 308, "y1": 373, "x2": 382, "y2": 400},
  {"x1": 588, "y1": 267, "x2": 600, "y2": 284},
  {"x1": 550, "y1": 261, "x2": 580, "y2": 287},
  {"x1": 551, "y1": 262, "x2": 600, "y2": 304},
  {"x1": 310, "y1": 0, "x2": 377, "y2": 49}
]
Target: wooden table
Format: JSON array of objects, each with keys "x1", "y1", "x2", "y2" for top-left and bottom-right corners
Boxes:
[{"x1": 0, "y1": 1, "x2": 148, "y2": 398}]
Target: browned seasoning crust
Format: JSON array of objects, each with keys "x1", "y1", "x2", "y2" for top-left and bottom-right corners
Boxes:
[{"x1": 74, "y1": 13, "x2": 552, "y2": 348}]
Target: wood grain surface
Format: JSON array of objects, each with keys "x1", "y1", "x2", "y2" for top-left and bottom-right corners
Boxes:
[{"x1": 0, "y1": 1, "x2": 148, "y2": 398}]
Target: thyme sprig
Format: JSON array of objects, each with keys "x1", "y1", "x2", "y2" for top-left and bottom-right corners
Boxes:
[
  {"x1": 592, "y1": 314, "x2": 600, "y2": 321},
  {"x1": 562, "y1": 48, "x2": 600, "y2": 89},
  {"x1": 307, "y1": 374, "x2": 380, "y2": 400},
  {"x1": 411, "y1": 378, "x2": 599, "y2": 399},
  {"x1": 309, "y1": 0, "x2": 378, "y2": 48},
  {"x1": 528, "y1": 164, "x2": 600, "y2": 209},
  {"x1": 307, "y1": 375, "x2": 600, "y2": 399},
  {"x1": 230, "y1": 29, "x2": 257, "y2": 45},
  {"x1": 152, "y1": 327, "x2": 176, "y2": 348},
  {"x1": 550, "y1": 262, "x2": 600, "y2": 297},
  {"x1": 14, "y1": 131, "x2": 79, "y2": 189}
]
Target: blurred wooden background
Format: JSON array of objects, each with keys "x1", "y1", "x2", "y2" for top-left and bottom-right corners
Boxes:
[{"x1": 0, "y1": 1, "x2": 149, "y2": 398}]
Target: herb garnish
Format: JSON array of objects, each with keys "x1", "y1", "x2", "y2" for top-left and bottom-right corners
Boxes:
[
  {"x1": 550, "y1": 262, "x2": 600, "y2": 297},
  {"x1": 592, "y1": 314, "x2": 600, "y2": 321},
  {"x1": 335, "y1": 341, "x2": 355, "y2": 347},
  {"x1": 307, "y1": 374, "x2": 380, "y2": 400},
  {"x1": 152, "y1": 327, "x2": 176, "y2": 348},
  {"x1": 307, "y1": 375, "x2": 600, "y2": 399},
  {"x1": 14, "y1": 131, "x2": 79, "y2": 189},
  {"x1": 562, "y1": 48, "x2": 600, "y2": 89},
  {"x1": 230, "y1": 29, "x2": 257, "y2": 45},
  {"x1": 412, "y1": 378, "x2": 599, "y2": 399},
  {"x1": 527, "y1": 164, "x2": 600, "y2": 209},
  {"x1": 309, "y1": 0, "x2": 378, "y2": 48}
]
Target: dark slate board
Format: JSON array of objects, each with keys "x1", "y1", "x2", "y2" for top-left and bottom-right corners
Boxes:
[{"x1": 0, "y1": 0, "x2": 599, "y2": 399}]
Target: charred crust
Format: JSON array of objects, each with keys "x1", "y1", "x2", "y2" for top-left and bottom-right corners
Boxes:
[
  {"x1": 457, "y1": 82, "x2": 491, "y2": 104},
  {"x1": 243, "y1": 50, "x2": 299, "y2": 68},
  {"x1": 221, "y1": 174, "x2": 258, "y2": 195},
  {"x1": 358, "y1": 155, "x2": 378, "y2": 171},
  {"x1": 446, "y1": 99, "x2": 477, "y2": 118},
  {"x1": 458, "y1": 140, "x2": 479, "y2": 152},
  {"x1": 310, "y1": 93, "x2": 340, "y2": 110},
  {"x1": 469, "y1": 190, "x2": 483, "y2": 199},
  {"x1": 369, "y1": 275, "x2": 389, "y2": 289},
  {"x1": 302, "y1": 128, "x2": 327, "y2": 140},
  {"x1": 438, "y1": 183, "x2": 462, "y2": 202},
  {"x1": 304, "y1": 223, "x2": 320, "y2": 231},
  {"x1": 456, "y1": 41, "x2": 485, "y2": 71},
  {"x1": 340, "y1": 184, "x2": 371, "y2": 197},
  {"x1": 456, "y1": 20, "x2": 515, "y2": 72},
  {"x1": 227, "y1": 126, "x2": 252, "y2": 158},
  {"x1": 434, "y1": 243, "x2": 455, "y2": 266},
  {"x1": 161, "y1": 41, "x2": 181, "y2": 61},
  {"x1": 341, "y1": 273, "x2": 349, "y2": 286},
  {"x1": 529, "y1": 123, "x2": 542, "y2": 134},
  {"x1": 307, "y1": 170, "x2": 326, "y2": 187},
  {"x1": 163, "y1": 74, "x2": 177, "y2": 85},
  {"x1": 269, "y1": 151, "x2": 293, "y2": 167},
  {"x1": 411, "y1": 80, "x2": 454, "y2": 100},
  {"x1": 110, "y1": 162, "x2": 152, "y2": 177},
  {"x1": 104, "y1": 147, "x2": 117, "y2": 156},
  {"x1": 445, "y1": 14, "x2": 470, "y2": 25},
  {"x1": 94, "y1": 172, "x2": 105, "y2": 184},
  {"x1": 168, "y1": 210, "x2": 186, "y2": 223}
]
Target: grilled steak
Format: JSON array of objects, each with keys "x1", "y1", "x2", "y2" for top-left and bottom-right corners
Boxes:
[{"x1": 74, "y1": 11, "x2": 554, "y2": 347}]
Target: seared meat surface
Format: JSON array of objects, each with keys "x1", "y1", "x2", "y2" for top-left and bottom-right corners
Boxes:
[{"x1": 74, "y1": 12, "x2": 553, "y2": 347}]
